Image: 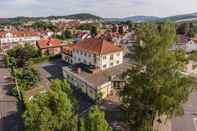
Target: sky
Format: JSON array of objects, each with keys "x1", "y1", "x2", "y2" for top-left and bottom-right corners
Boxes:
[{"x1": 1, "y1": 0, "x2": 197, "y2": 18}]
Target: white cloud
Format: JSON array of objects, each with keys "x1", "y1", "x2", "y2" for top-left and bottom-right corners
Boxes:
[
  {"x1": 0, "y1": 0, "x2": 197, "y2": 18},
  {"x1": 15, "y1": 0, "x2": 36, "y2": 4}
]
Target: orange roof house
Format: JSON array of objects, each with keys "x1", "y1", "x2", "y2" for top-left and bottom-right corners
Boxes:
[
  {"x1": 36, "y1": 38, "x2": 62, "y2": 55},
  {"x1": 72, "y1": 38, "x2": 122, "y2": 55}
]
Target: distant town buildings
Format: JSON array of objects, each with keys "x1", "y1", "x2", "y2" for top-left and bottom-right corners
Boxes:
[{"x1": 0, "y1": 31, "x2": 40, "y2": 50}]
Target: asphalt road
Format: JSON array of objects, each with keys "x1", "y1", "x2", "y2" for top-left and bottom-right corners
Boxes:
[
  {"x1": 172, "y1": 92, "x2": 197, "y2": 131},
  {"x1": 0, "y1": 54, "x2": 24, "y2": 131}
]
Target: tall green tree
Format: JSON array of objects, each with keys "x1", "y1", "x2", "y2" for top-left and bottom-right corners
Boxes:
[
  {"x1": 23, "y1": 80, "x2": 77, "y2": 131},
  {"x1": 80, "y1": 106, "x2": 112, "y2": 131},
  {"x1": 7, "y1": 44, "x2": 39, "y2": 67},
  {"x1": 50, "y1": 80, "x2": 78, "y2": 107},
  {"x1": 120, "y1": 22, "x2": 197, "y2": 131},
  {"x1": 90, "y1": 26, "x2": 97, "y2": 37},
  {"x1": 16, "y1": 67, "x2": 39, "y2": 88},
  {"x1": 62, "y1": 30, "x2": 73, "y2": 39}
]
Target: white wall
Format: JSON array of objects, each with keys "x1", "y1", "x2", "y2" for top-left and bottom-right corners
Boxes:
[
  {"x1": 72, "y1": 49, "x2": 123, "y2": 70},
  {"x1": 72, "y1": 49, "x2": 96, "y2": 65},
  {"x1": 0, "y1": 33, "x2": 40, "y2": 44},
  {"x1": 100, "y1": 51, "x2": 123, "y2": 70}
]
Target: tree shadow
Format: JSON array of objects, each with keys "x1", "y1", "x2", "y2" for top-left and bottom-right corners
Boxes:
[
  {"x1": 0, "y1": 101, "x2": 25, "y2": 131},
  {"x1": 42, "y1": 59, "x2": 66, "y2": 82}
]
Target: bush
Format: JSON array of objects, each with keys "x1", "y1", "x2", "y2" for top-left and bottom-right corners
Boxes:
[{"x1": 10, "y1": 87, "x2": 18, "y2": 97}]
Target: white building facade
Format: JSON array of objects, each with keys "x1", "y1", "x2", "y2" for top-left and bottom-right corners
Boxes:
[
  {"x1": 69, "y1": 38, "x2": 123, "y2": 70},
  {"x1": 0, "y1": 31, "x2": 40, "y2": 50}
]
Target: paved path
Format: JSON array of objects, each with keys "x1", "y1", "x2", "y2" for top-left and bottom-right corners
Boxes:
[{"x1": 0, "y1": 54, "x2": 24, "y2": 131}]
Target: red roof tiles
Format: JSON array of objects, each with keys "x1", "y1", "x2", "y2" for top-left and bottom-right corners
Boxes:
[
  {"x1": 0, "y1": 31, "x2": 39, "y2": 38},
  {"x1": 73, "y1": 38, "x2": 122, "y2": 55},
  {"x1": 36, "y1": 38, "x2": 61, "y2": 49}
]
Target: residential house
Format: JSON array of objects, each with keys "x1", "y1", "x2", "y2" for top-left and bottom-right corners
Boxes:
[
  {"x1": 0, "y1": 31, "x2": 40, "y2": 50},
  {"x1": 62, "y1": 38, "x2": 129, "y2": 100},
  {"x1": 36, "y1": 38, "x2": 62, "y2": 55}
]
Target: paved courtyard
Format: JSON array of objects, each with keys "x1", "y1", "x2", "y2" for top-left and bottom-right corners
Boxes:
[{"x1": 34, "y1": 59, "x2": 95, "y2": 113}]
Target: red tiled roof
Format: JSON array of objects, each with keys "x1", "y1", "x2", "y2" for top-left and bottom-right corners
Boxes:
[
  {"x1": 36, "y1": 38, "x2": 61, "y2": 49},
  {"x1": 0, "y1": 31, "x2": 39, "y2": 38},
  {"x1": 73, "y1": 38, "x2": 122, "y2": 55}
]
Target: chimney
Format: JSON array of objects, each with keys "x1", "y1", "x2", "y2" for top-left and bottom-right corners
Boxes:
[{"x1": 76, "y1": 67, "x2": 81, "y2": 74}]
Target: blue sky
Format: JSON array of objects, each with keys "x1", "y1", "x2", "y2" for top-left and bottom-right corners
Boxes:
[{"x1": 1, "y1": 0, "x2": 197, "y2": 18}]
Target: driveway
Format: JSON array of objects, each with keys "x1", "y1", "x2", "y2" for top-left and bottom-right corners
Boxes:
[{"x1": 0, "y1": 54, "x2": 24, "y2": 131}]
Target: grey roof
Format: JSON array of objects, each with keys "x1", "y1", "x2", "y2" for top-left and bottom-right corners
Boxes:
[{"x1": 63, "y1": 63, "x2": 131, "y2": 89}]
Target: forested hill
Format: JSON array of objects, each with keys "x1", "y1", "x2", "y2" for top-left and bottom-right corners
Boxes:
[{"x1": 0, "y1": 13, "x2": 103, "y2": 24}]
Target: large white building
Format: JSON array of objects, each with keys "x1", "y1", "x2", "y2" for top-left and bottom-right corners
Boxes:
[
  {"x1": 62, "y1": 38, "x2": 128, "y2": 100},
  {"x1": 63, "y1": 38, "x2": 123, "y2": 70},
  {"x1": 0, "y1": 31, "x2": 40, "y2": 50}
]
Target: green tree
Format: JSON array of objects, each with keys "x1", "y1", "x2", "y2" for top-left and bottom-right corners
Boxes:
[
  {"x1": 120, "y1": 22, "x2": 197, "y2": 131},
  {"x1": 118, "y1": 26, "x2": 124, "y2": 35},
  {"x1": 90, "y1": 26, "x2": 97, "y2": 37},
  {"x1": 176, "y1": 23, "x2": 190, "y2": 35},
  {"x1": 23, "y1": 80, "x2": 77, "y2": 131},
  {"x1": 50, "y1": 80, "x2": 78, "y2": 107},
  {"x1": 80, "y1": 106, "x2": 112, "y2": 131},
  {"x1": 16, "y1": 67, "x2": 39, "y2": 88},
  {"x1": 62, "y1": 30, "x2": 73, "y2": 39},
  {"x1": 7, "y1": 44, "x2": 39, "y2": 67}
]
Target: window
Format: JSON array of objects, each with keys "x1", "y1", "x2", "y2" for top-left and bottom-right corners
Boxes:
[
  {"x1": 103, "y1": 56, "x2": 106, "y2": 60},
  {"x1": 84, "y1": 52, "x2": 87, "y2": 56},
  {"x1": 110, "y1": 62, "x2": 113, "y2": 66},
  {"x1": 78, "y1": 58, "x2": 81, "y2": 62},
  {"x1": 80, "y1": 51, "x2": 83, "y2": 55},
  {"x1": 103, "y1": 64, "x2": 107, "y2": 68},
  {"x1": 117, "y1": 53, "x2": 120, "y2": 56},
  {"x1": 117, "y1": 61, "x2": 119, "y2": 64},
  {"x1": 88, "y1": 53, "x2": 91, "y2": 57},
  {"x1": 110, "y1": 55, "x2": 113, "y2": 60}
]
